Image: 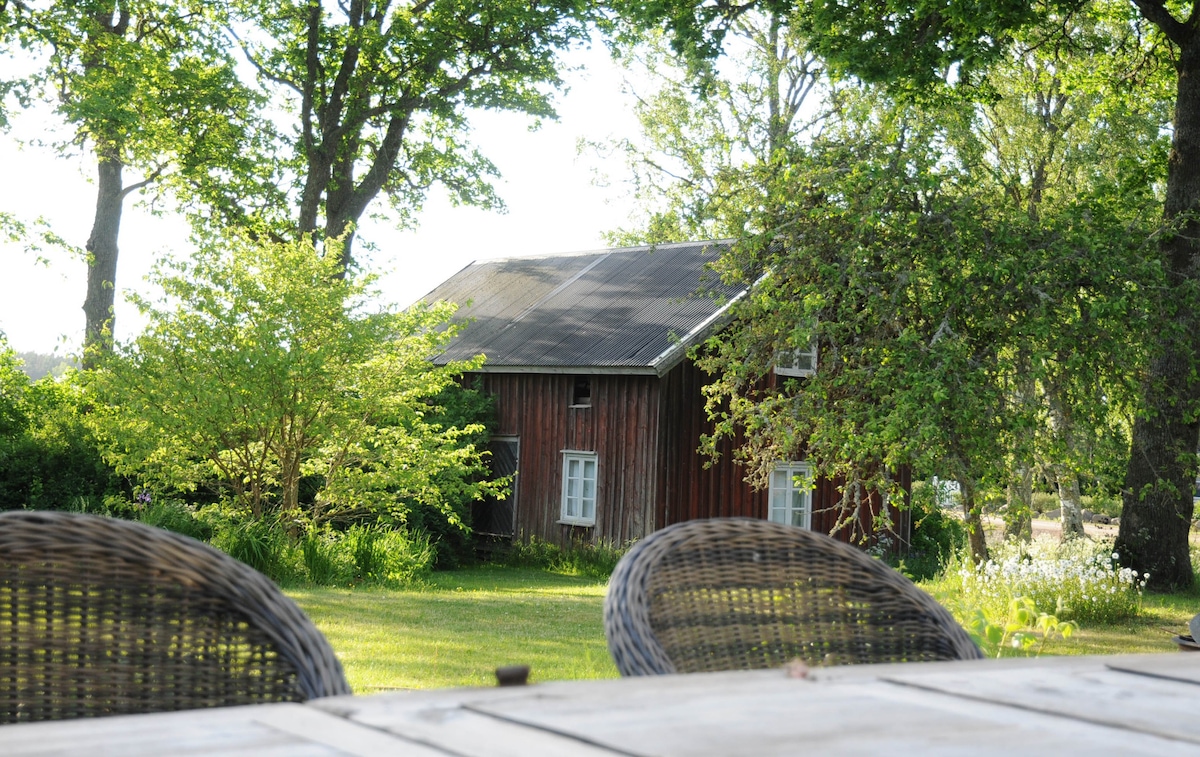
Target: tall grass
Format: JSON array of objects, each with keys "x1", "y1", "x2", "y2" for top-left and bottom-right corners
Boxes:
[
  {"x1": 200, "y1": 512, "x2": 436, "y2": 587},
  {"x1": 497, "y1": 536, "x2": 628, "y2": 579},
  {"x1": 209, "y1": 516, "x2": 293, "y2": 580}
]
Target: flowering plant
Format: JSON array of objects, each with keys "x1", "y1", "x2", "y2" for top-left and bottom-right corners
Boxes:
[{"x1": 950, "y1": 535, "x2": 1145, "y2": 624}]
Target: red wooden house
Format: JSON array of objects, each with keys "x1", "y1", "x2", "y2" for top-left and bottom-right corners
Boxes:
[{"x1": 425, "y1": 241, "x2": 907, "y2": 547}]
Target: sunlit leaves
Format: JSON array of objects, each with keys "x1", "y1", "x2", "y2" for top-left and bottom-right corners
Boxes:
[{"x1": 88, "y1": 234, "x2": 500, "y2": 525}]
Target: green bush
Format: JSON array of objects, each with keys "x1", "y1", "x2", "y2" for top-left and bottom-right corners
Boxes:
[
  {"x1": 207, "y1": 514, "x2": 297, "y2": 584},
  {"x1": 1081, "y1": 494, "x2": 1121, "y2": 518},
  {"x1": 0, "y1": 373, "x2": 121, "y2": 511},
  {"x1": 1031, "y1": 492, "x2": 1057, "y2": 514},
  {"x1": 897, "y1": 484, "x2": 967, "y2": 581},
  {"x1": 406, "y1": 501, "x2": 476, "y2": 570},
  {"x1": 137, "y1": 498, "x2": 213, "y2": 542}
]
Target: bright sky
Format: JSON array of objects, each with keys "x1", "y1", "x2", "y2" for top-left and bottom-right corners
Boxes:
[{"x1": 0, "y1": 44, "x2": 644, "y2": 356}]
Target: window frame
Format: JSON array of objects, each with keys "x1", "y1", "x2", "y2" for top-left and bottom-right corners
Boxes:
[
  {"x1": 559, "y1": 450, "x2": 598, "y2": 527},
  {"x1": 774, "y1": 343, "x2": 818, "y2": 378},
  {"x1": 768, "y1": 461, "x2": 813, "y2": 529}
]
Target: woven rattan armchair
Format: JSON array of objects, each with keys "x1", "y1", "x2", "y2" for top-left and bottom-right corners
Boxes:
[
  {"x1": 604, "y1": 518, "x2": 982, "y2": 676},
  {"x1": 0, "y1": 510, "x2": 350, "y2": 723}
]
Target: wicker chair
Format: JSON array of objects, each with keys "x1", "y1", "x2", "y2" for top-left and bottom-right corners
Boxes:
[
  {"x1": 604, "y1": 518, "x2": 982, "y2": 676},
  {"x1": 0, "y1": 510, "x2": 350, "y2": 723}
]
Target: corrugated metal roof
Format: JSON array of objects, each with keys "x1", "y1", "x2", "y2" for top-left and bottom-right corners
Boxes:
[{"x1": 423, "y1": 241, "x2": 746, "y2": 375}]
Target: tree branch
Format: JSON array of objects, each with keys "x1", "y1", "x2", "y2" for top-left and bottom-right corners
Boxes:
[
  {"x1": 226, "y1": 26, "x2": 303, "y2": 94},
  {"x1": 1131, "y1": 0, "x2": 1190, "y2": 47}
]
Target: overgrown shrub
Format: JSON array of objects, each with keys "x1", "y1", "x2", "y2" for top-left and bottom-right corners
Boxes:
[
  {"x1": 896, "y1": 482, "x2": 967, "y2": 580},
  {"x1": 0, "y1": 371, "x2": 121, "y2": 510},
  {"x1": 136, "y1": 497, "x2": 213, "y2": 542}
]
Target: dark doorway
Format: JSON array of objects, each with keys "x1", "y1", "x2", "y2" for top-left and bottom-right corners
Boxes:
[{"x1": 474, "y1": 437, "x2": 519, "y2": 537}]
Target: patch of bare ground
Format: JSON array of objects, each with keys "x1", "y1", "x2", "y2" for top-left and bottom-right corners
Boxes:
[{"x1": 980, "y1": 515, "x2": 1119, "y2": 545}]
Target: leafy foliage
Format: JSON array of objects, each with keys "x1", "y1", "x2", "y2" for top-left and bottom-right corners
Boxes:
[
  {"x1": 960, "y1": 596, "x2": 1078, "y2": 658},
  {"x1": 894, "y1": 481, "x2": 967, "y2": 581},
  {"x1": 210, "y1": 0, "x2": 596, "y2": 265},
  {"x1": 0, "y1": 338, "x2": 121, "y2": 510},
  {"x1": 88, "y1": 234, "x2": 504, "y2": 528},
  {"x1": 3, "y1": 0, "x2": 258, "y2": 362},
  {"x1": 600, "y1": 13, "x2": 828, "y2": 246},
  {"x1": 697, "y1": 90, "x2": 1162, "y2": 546}
]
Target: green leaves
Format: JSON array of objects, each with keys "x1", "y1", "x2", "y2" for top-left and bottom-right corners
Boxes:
[
  {"x1": 226, "y1": 0, "x2": 595, "y2": 263},
  {"x1": 89, "y1": 234, "x2": 500, "y2": 526},
  {"x1": 962, "y1": 596, "x2": 1078, "y2": 658}
]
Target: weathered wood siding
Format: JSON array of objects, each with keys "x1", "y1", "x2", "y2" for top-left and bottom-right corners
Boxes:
[
  {"x1": 478, "y1": 360, "x2": 909, "y2": 549},
  {"x1": 657, "y1": 359, "x2": 759, "y2": 525},
  {"x1": 479, "y1": 373, "x2": 660, "y2": 546}
]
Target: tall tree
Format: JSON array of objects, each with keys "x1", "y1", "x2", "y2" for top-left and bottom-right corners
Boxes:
[
  {"x1": 600, "y1": 12, "x2": 826, "y2": 245},
  {"x1": 627, "y1": 0, "x2": 1198, "y2": 588},
  {"x1": 218, "y1": 0, "x2": 594, "y2": 268},
  {"x1": 944, "y1": 17, "x2": 1171, "y2": 542},
  {"x1": 6, "y1": 0, "x2": 252, "y2": 366}
]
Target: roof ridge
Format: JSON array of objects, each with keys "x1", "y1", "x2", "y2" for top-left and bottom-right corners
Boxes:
[{"x1": 469, "y1": 239, "x2": 733, "y2": 266}]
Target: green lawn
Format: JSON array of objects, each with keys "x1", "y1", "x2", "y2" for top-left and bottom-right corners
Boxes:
[
  {"x1": 288, "y1": 566, "x2": 618, "y2": 692},
  {"x1": 290, "y1": 565, "x2": 1197, "y2": 693},
  {"x1": 1047, "y1": 591, "x2": 1199, "y2": 656}
]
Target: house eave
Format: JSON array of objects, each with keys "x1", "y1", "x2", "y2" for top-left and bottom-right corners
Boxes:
[
  {"x1": 646, "y1": 287, "x2": 749, "y2": 376},
  {"x1": 465, "y1": 365, "x2": 661, "y2": 376}
]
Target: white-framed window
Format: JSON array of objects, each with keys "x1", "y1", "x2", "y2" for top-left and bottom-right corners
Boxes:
[
  {"x1": 769, "y1": 462, "x2": 812, "y2": 529},
  {"x1": 774, "y1": 343, "x2": 817, "y2": 378},
  {"x1": 560, "y1": 451, "x2": 598, "y2": 526}
]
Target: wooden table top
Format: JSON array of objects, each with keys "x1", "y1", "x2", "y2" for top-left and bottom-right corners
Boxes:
[{"x1": 5, "y1": 653, "x2": 1200, "y2": 756}]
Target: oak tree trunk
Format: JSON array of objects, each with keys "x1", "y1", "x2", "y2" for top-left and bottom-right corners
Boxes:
[{"x1": 1116, "y1": 35, "x2": 1200, "y2": 590}]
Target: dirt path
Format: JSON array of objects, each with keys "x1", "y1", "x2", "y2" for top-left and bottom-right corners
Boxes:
[{"x1": 982, "y1": 515, "x2": 1119, "y2": 543}]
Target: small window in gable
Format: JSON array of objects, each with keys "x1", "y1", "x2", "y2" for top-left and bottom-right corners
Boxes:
[
  {"x1": 560, "y1": 451, "x2": 597, "y2": 526},
  {"x1": 774, "y1": 343, "x2": 817, "y2": 378},
  {"x1": 571, "y1": 376, "x2": 592, "y2": 407}
]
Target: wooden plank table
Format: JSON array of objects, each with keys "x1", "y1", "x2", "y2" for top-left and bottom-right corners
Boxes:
[{"x1": 5, "y1": 653, "x2": 1200, "y2": 755}]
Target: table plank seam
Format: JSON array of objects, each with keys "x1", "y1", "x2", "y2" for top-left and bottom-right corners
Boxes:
[
  {"x1": 256, "y1": 706, "x2": 470, "y2": 757},
  {"x1": 459, "y1": 702, "x2": 648, "y2": 757},
  {"x1": 879, "y1": 676, "x2": 1200, "y2": 747},
  {"x1": 1104, "y1": 662, "x2": 1200, "y2": 688}
]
